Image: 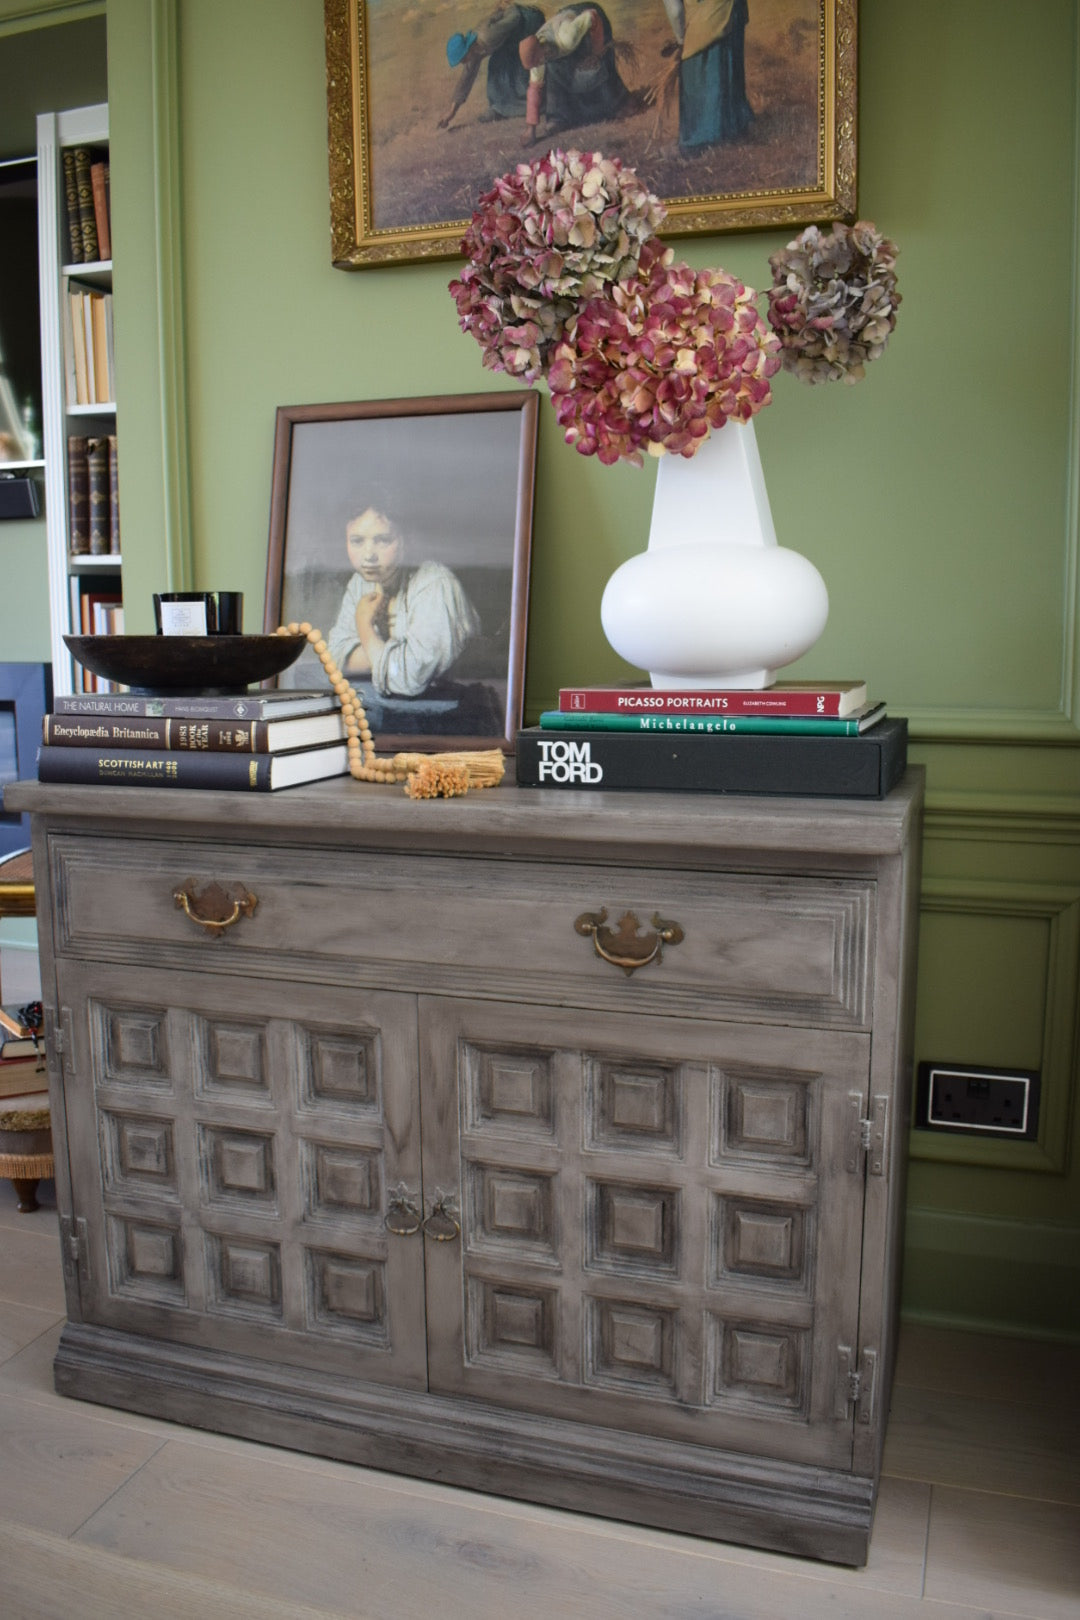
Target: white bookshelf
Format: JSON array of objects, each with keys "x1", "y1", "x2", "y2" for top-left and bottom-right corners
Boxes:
[{"x1": 37, "y1": 103, "x2": 120, "y2": 697}]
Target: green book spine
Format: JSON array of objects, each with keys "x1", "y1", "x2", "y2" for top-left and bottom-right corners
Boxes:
[
  {"x1": 72, "y1": 146, "x2": 99, "y2": 262},
  {"x1": 61, "y1": 148, "x2": 82, "y2": 263},
  {"x1": 537, "y1": 710, "x2": 883, "y2": 737}
]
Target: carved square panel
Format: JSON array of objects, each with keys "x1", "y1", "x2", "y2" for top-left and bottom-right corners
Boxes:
[
  {"x1": 712, "y1": 1195, "x2": 812, "y2": 1290},
  {"x1": 300, "y1": 1140, "x2": 380, "y2": 1218},
  {"x1": 465, "y1": 1163, "x2": 557, "y2": 1261},
  {"x1": 195, "y1": 1016, "x2": 270, "y2": 1097},
  {"x1": 465, "y1": 1277, "x2": 558, "y2": 1377},
  {"x1": 206, "y1": 1233, "x2": 283, "y2": 1320},
  {"x1": 717, "y1": 1068, "x2": 813, "y2": 1166},
  {"x1": 198, "y1": 1125, "x2": 277, "y2": 1209},
  {"x1": 300, "y1": 1027, "x2": 378, "y2": 1111},
  {"x1": 587, "y1": 1179, "x2": 679, "y2": 1275},
  {"x1": 305, "y1": 1248, "x2": 388, "y2": 1343},
  {"x1": 706, "y1": 1315, "x2": 809, "y2": 1416},
  {"x1": 463, "y1": 1045, "x2": 555, "y2": 1138},
  {"x1": 100, "y1": 1111, "x2": 177, "y2": 1197},
  {"x1": 98, "y1": 1004, "x2": 170, "y2": 1089},
  {"x1": 585, "y1": 1296, "x2": 677, "y2": 1397},
  {"x1": 106, "y1": 1213, "x2": 186, "y2": 1305},
  {"x1": 587, "y1": 1058, "x2": 681, "y2": 1155}
]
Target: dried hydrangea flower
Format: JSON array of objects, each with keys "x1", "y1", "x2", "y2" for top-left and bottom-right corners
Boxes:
[
  {"x1": 449, "y1": 149, "x2": 665, "y2": 383},
  {"x1": 546, "y1": 242, "x2": 781, "y2": 466},
  {"x1": 766, "y1": 220, "x2": 900, "y2": 384}
]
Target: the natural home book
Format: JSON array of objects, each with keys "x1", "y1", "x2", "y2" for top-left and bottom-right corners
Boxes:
[
  {"x1": 52, "y1": 689, "x2": 338, "y2": 721},
  {"x1": 516, "y1": 719, "x2": 908, "y2": 799}
]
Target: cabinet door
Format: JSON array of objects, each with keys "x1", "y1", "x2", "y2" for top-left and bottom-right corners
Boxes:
[
  {"x1": 419, "y1": 998, "x2": 871, "y2": 1470},
  {"x1": 58, "y1": 961, "x2": 428, "y2": 1388}
]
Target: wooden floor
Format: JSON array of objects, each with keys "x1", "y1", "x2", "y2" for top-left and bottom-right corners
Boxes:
[{"x1": 1, "y1": 1177, "x2": 1077, "y2": 1620}]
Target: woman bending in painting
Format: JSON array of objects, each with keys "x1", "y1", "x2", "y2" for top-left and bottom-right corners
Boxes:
[
  {"x1": 518, "y1": 5, "x2": 629, "y2": 145},
  {"x1": 328, "y1": 504, "x2": 480, "y2": 698},
  {"x1": 439, "y1": 3, "x2": 545, "y2": 129},
  {"x1": 676, "y1": 0, "x2": 753, "y2": 150}
]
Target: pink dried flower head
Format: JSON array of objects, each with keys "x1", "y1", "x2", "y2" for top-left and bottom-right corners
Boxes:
[
  {"x1": 546, "y1": 242, "x2": 781, "y2": 466},
  {"x1": 449, "y1": 149, "x2": 665, "y2": 383},
  {"x1": 766, "y1": 220, "x2": 900, "y2": 384}
]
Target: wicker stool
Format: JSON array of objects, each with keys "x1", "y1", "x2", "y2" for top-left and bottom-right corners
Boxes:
[{"x1": 0, "y1": 1094, "x2": 52, "y2": 1212}]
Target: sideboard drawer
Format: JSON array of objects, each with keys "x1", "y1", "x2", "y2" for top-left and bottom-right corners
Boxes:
[{"x1": 48, "y1": 832, "x2": 875, "y2": 1027}]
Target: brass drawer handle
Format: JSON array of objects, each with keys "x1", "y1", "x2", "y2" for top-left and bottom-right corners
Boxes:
[
  {"x1": 423, "y1": 1192, "x2": 461, "y2": 1243},
  {"x1": 574, "y1": 908, "x2": 685, "y2": 976},
  {"x1": 385, "y1": 1185, "x2": 422, "y2": 1237},
  {"x1": 173, "y1": 880, "x2": 257, "y2": 937}
]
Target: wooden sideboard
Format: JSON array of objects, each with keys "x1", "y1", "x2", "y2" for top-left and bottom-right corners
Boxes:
[{"x1": 8, "y1": 772, "x2": 923, "y2": 1566}]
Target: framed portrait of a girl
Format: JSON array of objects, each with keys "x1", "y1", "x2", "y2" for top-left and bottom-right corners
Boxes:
[{"x1": 264, "y1": 392, "x2": 538, "y2": 753}]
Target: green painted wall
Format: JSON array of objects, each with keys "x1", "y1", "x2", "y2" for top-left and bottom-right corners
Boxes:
[
  {"x1": 0, "y1": 9, "x2": 105, "y2": 660},
  {"x1": 11, "y1": 0, "x2": 1080, "y2": 1335}
]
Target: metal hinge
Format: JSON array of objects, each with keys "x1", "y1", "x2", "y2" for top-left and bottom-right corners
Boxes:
[
  {"x1": 43, "y1": 1002, "x2": 63, "y2": 1059},
  {"x1": 845, "y1": 1093, "x2": 889, "y2": 1177},
  {"x1": 836, "y1": 1344, "x2": 878, "y2": 1425},
  {"x1": 58, "y1": 1215, "x2": 90, "y2": 1294}
]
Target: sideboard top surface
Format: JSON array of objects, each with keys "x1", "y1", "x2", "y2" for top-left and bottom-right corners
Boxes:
[{"x1": 7, "y1": 769, "x2": 924, "y2": 864}]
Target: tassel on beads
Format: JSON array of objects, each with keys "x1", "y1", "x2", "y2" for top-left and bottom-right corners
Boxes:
[{"x1": 276, "y1": 624, "x2": 506, "y2": 797}]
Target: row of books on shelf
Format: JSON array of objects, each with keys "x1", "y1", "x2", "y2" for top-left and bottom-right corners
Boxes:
[
  {"x1": 68, "y1": 583, "x2": 124, "y2": 693},
  {"x1": 67, "y1": 433, "x2": 120, "y2": 555},
  {"x1": 515, "y1": 679, "x2": 906, "y2": 799},
  {"x1": 38, "y1": 687, "x2": 350, "y2": 792},
  {"x1": 67, "y1": 285, "x2": 115, "y2": 407},
  {"x1": 62, "y1": 144, "x2": 111, "y2": 265}
]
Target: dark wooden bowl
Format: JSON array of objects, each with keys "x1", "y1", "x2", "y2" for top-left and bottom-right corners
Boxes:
[{"x1": 63, "y1": 634, "x2": 307, "y2": 695}]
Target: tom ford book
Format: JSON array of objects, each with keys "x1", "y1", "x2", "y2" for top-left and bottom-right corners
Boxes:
[{"x1": 515, "y1": 719, "x2": 908, "y2": 799}]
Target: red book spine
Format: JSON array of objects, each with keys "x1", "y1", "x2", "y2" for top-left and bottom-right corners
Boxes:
[{"x1": 558, "y1": 688, "x2": 856, "y2": 717}]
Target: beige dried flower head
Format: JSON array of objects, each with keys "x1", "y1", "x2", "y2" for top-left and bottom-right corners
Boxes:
[{"x1": 766, "y1": 221, "x2": 900, "y2": 384}]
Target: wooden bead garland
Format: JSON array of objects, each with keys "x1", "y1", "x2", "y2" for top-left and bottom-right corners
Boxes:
[{"x1": 276, "y1": 624, "x2": 505, "y2": 799}]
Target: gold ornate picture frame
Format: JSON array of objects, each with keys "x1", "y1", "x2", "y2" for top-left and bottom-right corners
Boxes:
[
  {"x1": 325, "y1": 0, "x2": 857, "y2": 270},
  {"x1": 264, "y1": 392, "x2": 538, "y2": 754}
]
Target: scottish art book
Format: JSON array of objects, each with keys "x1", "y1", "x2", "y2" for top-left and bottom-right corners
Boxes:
[{"x1": 37, "y1": 742, "x2": 349, "y2": 792}]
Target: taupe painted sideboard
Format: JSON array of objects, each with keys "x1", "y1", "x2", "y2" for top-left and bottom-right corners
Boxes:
[{"x1": 8, "y1": 772, "x2": 924, "y2": 1566}]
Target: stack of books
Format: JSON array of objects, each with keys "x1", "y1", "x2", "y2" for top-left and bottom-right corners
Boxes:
[
  {"x1": 516, "y1": 680, "x2": 907, "y2": 799},
  {"x1": 62, "y1": 144, "x2": 111, "y2": 267},
  {"x1": 37, "y1": 687, "x2": 351, "y2": 793},
  {"x1": 0, "y1": 1004, "x2": 45, "y2": 1092}
]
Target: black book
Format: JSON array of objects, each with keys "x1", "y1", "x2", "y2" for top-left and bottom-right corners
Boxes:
[
  {"x1": 37, "y1": 741, "x2": 350, "y2": 792},
  {"x1": 515, "y1": 718, "x2": 908, "y2": 800}
]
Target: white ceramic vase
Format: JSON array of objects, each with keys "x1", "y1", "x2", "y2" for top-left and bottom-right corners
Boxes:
[{"x1": 599, "y1": 420, "x2": 829, "y2": 690}]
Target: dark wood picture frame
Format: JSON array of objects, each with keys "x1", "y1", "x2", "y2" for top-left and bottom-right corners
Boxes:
[
  {"x1": 325, "y1": 0, "x2": 857, "y2": 270},
  {"x1": 264, "y1": 392, "x2": 538, "y2": 754},
  {"x1": 0, "y1": 661, "x2": 52, "y2": 860}
]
